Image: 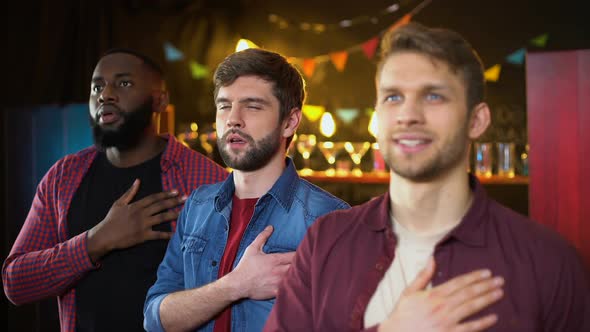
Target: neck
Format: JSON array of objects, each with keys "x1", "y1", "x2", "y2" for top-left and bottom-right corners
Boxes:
[
  {"x1": 388, "y1": 164, "x2": 473, "y2": 236},
  {"x1": 233, "y1": 152, "x2": 286, "y2": 199},
  {"x1": 105, "y1": 129, "x2": 166, "y2": 168}
]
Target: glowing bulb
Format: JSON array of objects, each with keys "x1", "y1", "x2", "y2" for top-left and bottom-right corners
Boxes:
[
  {"x1": 235, "y1": 38, "x2": 258, "y2": 52},
  {"x1": 319, "y1": 112, "x2": 336, "y2": 138},
  {"x1": 190, "y1": 122, "x2": 198, "y2": 132},
  {"x1": 368, "y1": 109, "x2": 378, "y2": 138}
]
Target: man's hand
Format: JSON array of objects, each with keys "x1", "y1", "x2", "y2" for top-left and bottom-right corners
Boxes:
[
  {"x1": 379, "y1": 257, "x2": 504, "y2": 332},
  {"x1": 87, "y1": 179, "x2": 187, "y2": 262},
  {"x1": 227, "y1": 225, "x2": 295, "y2": 301}
]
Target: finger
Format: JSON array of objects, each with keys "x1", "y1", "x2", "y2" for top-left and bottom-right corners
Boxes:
[
  {"x1": 446, "y1": 276, "x2": 504, "y2": 309},
  {"x1": 142, "y1": 195, "x2": 187, "y2": 217},
  {"x1": 431, "y1": 269, "x2": 493, "y2": 298},
  {"x1": 118, "y1": 179, "x2": 140, "y2": 205},
  {"x1": 404, "y1": 256, "x2": 436, "y2": 294},
  {"x1": 269, "y1": 251, "x2": 296, "y2": 265},
  {"x1": 453, "y1": 314, "x2": 498, "y2": 332},
  {"x1": 146, "y1": 230, "x2": 174, "y2": 241},
  {"x1": 146, "y1": 211, "x2": 180, "y2": 227},
  {"x1": 249, "y1": 226, "x2": 274, "y2": 252},
  {"x1": 449, "y1": 288, "x2": 503, "y2": 324},
  {"x1": 135, "y1": 190, "x2": 180, "y2": 209}
]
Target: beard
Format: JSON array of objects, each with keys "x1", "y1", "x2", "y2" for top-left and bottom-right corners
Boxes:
[
  {"x1": 90, "y1": 97, "x2": 153, "y2": 151},
  {"x1": 380, "y1": 121, "x2": 470, "y2": 182},
  {"x1": 217, "y1": 126, "x2": 282, "y2": 172}
]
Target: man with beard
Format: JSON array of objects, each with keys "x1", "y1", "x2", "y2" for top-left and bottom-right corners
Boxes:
[
  {"x1": 3, "y1": 49, "x2": 227, "y2": 332},
  {"x1": 265, "y1": 23, "x2": 590, "y2": 332},
  {"x1": 143, "y1": 48, "x2": 349, "y2": 332}
]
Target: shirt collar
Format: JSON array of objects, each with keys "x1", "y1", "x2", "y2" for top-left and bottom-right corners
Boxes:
[
  {"x1": 362, "y1": 192, "x2": 392, "y2": 232},
  {"x1": 445, "y1": 174, "x2": 489, "y2": 247},
  {"x1": 372, "y1": 174, "x2": 489, "y2": 246},
  {"x1": 158, "y1": 133, "x2": 184, "y2": 172},
  {"x1": 214, "y1": 157, "x2": 299, "y2": 212}
]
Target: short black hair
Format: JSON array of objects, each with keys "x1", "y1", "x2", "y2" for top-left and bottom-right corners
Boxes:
[{"x1": 101, "y1": 48, "x2": 164, "y2": 79}]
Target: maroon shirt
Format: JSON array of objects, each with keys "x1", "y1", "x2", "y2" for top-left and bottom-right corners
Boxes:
[
  {"x1": 214, "y1": 196, "x2": 258, "y2": 332},
  {"x1": 265, "y1": 176, "x2": 590, "y2": 332}
]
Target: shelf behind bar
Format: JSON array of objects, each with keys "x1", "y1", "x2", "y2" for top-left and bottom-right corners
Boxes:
[{"x1": 300, "y1": 171, "x2": 529, "y2": 185}]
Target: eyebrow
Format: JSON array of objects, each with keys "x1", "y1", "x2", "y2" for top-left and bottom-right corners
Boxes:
[
  {"x1": 378, "y1": 83, "x2": 450, "y2": 94},
  {"x1": 91, "y1": 72, "x2": 133, "y2": 83},
  {"x1": 215, "y1": 97, "x2": 271, "y2": 105}
]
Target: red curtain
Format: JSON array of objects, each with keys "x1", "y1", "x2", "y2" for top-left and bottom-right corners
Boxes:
[{"x1": 527, "y1": 49, "x2": 590, "y2": 268}]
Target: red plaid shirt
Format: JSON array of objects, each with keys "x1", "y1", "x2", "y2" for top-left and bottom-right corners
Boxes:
[{"x1": 2, "y1": 134, "x2": 227, "y2": 332}]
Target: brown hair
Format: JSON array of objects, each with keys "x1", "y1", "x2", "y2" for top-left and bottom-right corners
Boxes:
[
  {"x1": 378, "y1": 22, "x2": 485, "y2": 110},
  {"x1": 213, "y1": 48, "x2": 305, "y2": 147}
]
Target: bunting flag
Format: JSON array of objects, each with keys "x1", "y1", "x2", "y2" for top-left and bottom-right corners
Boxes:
[
  {"x1": 362, "y1": 37, "x2": 380, "y2": 60},
  {"x1": 335, "y1": 108, "x2": 360, "y2": 124},
  {"x1": 189, "y1": 61, "x2": 209, "y2": 79},
  {"x1": 484, "y1": 64, "x2": 502, "y2": 82},
  {"x1": 164, "y1": 42, "x2": 184, "y2": 62},
  {"x1": 530, "y1": 33, "x2": 549, "y2": 47},
  {"x1": 387, "y1": 13, "x2": 412, "y2": 32},
  {"x1": 302, "y1": 59, "x2": 317, "y2": 78},
  {"x1": 330, "y1": 51, "x2": 349, "y2": 72},
  {"x1": 506, "y1": 48, "x2": 526, "y2": 65},
  {"x1": 302, "y1": 105, "x2": 325, "y2": 122}
]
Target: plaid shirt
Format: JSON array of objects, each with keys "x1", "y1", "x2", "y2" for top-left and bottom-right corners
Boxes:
[{"x1": 2, "y1": 134, "x2": 227, "y2": 332}]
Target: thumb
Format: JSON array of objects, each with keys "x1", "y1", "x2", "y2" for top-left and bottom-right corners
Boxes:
[
  {"x1": 250, "y1": 226, "x2": 274, "y2": 252},
  {"x1": 404, "y1": 256, "x2": 436, "y2": 294},
  {"x1": 119, "y1": 179, "x2": 140, "y2": 205}
]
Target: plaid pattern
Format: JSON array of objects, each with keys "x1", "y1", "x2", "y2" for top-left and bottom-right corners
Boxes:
[{"x1": 2, "y1": 134, "x2": 227, "y2": 332}]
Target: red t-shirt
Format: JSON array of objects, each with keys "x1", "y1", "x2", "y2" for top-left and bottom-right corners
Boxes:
[{"x1": 213, "y1": 195, "x2": 258, "y2": 332}]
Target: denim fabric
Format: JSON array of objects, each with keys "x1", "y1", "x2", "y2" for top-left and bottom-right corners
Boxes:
[{"x1": 144, "y1": 158, "x2": 349, "y2": 331}]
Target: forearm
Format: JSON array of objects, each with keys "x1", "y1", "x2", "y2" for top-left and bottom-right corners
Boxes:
[
  {"x1": 159, "y1": 273, "x2": 243, "y2": 332},
  {"x1": 2, "y1": 232, "x2": 96, "y2": 304}
]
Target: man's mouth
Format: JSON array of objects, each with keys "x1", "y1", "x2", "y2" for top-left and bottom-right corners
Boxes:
[{"x1": 97, "y1": 105, "x2": 122, "y2": 125}]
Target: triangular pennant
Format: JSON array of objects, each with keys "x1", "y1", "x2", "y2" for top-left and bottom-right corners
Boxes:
[
  {"x1": 362, "y1": 37, "x2": 380, "y2": 60},
  {"x1": 302, "y1": 105, "x2": 325, "y2": 122},
  {"x1": 335, "y1": 108, "x2": 360, "y2": 124},
  {"x1": 506, "y1": 48, "x2": 526, "y2": 65},
  {"x1": 189, "y1": 60, "x2": 209, "y2": 79},
  {"x1": 330, "y1": 51, "x2": 349, "y2": 72},
  {"x1": 387, "y1": 13, "x2": 412, "y2": 32},
  {"x1": 530, "y1": 33, "x2": 549, "y2": 47},
  {"x1": 302, "y1": 59, "x2": 317, "y2": 78},
  {"x1": 484, "y1": 64, "x2": 501, "y2": 82},
  {"x1": 164, "y1": 42, "x2": 184, "y2": 62}
]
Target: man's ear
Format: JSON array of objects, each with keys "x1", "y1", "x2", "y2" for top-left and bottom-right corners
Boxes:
[
  {"x1": 282, "y1": 108, "x2": 302, "y2": 138},
  {"x1": 468, "y1": 102, "x2": 491, "y2": 140},
  {"x1": 152, "y1": 90, "x2": 169, "y2": 113}
]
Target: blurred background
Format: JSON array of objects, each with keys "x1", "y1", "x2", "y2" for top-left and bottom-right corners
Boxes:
[{"x1": 1, "y1": 0, "x2": 588, "y2": 330}]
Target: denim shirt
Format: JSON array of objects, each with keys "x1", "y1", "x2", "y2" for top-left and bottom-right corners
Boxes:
[{"x1": 144, "y1": 158, "x2": 349, "y2": 332}]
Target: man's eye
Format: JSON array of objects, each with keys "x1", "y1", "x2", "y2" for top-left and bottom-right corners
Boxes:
[
  {"x1": 120, "y1": 81, "x2": 133, "y2": 87},
  {"x1": 217, "y1": 105, "x2": 231, "y2": 110},
  {"x1": 426, "y1": 93, "x2": 443, "y2": 101},
  {"x1": 385, "y1": 95, "x2": 402, "y2": 102},
  {"x1": 92, "y1": 85, "x2": 103, "y2": 92}
]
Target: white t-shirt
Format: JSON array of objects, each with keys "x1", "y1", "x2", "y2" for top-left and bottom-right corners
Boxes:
[{"x1": 363, "y1": 217, "x2": 454, "y2": 328}]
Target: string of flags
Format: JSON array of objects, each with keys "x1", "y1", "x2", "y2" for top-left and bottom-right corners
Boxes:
[
  {"x1": 163, "y1": 0, "x2": 548, "y2": 84},
  {"x1": 484, "y1": 33, "x2": 549, "y2": 82}
]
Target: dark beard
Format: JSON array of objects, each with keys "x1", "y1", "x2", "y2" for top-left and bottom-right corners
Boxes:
[
  {"x1": 217, "y1": 126, "x2": 282, "y2": 172},
  {"x1": 90, "y1": 97, "x2": 153, "y2": 151}
]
